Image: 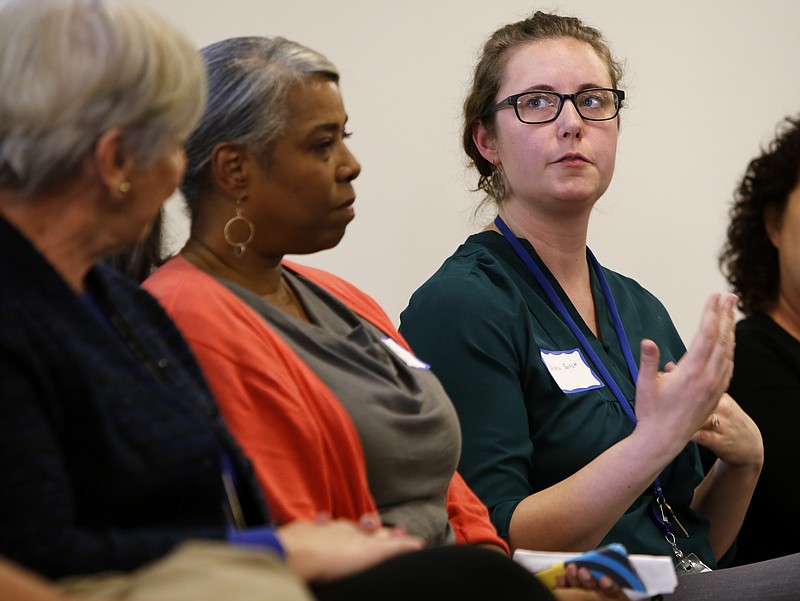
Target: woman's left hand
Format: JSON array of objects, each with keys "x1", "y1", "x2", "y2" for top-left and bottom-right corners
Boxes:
[
  {"x1": 690, "y1": 392, "x2": 763, "y2": 559},
  {"x1": 692, "y1": 392, "x2": 763, "y2": 469}
]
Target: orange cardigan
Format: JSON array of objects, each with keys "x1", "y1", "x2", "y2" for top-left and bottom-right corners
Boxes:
[{"x1": 144, "y1": 255, "x2": 507, "y2": 552}]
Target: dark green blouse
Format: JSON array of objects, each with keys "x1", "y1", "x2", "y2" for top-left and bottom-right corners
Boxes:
[{"x1": 400, "y1": 231, "x2": 715, "y2": 566}]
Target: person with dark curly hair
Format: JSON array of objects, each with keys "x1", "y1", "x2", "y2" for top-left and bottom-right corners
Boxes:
[{"x1": 719, "y1": 116, "x2": 800, "y2": 565}]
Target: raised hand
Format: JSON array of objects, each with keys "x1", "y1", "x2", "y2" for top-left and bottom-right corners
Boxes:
[{"x1": 633, "y1": 293, "x2": 737, "y2": 454}]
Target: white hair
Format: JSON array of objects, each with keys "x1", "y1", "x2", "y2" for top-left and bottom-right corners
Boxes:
[{"x1": 0, "y1": 0, "x2": 207, "y2": 197}]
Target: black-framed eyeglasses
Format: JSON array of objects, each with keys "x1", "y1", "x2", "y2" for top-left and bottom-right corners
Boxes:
[{"x1": 491, "y1": 88, "x2": 625, "y2": 124}]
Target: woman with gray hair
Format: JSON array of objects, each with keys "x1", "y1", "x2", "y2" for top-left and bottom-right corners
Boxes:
[
  {"x1": 0, "y1": 1, "x2": 443, "y2": 600},
  {"x1": 143, "y1": 34, "x2": 511, "y2": 553},
  {"x1": 138, "y1": 35, "x2": 624, "y2": 600}
]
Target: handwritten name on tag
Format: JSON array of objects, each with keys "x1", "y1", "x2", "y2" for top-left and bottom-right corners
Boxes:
[{"x1": 540, "y1": 348, "x2": 603, "y2": 393}]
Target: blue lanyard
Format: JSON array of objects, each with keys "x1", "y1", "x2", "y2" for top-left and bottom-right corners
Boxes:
[{"x1": 494, "y1": 215, "x2": 681, "y2": 544}]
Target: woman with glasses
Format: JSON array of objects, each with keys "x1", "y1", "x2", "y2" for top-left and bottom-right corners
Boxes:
[{"x1": 399, "y1": 10, "x2": 775, "y2": 589}]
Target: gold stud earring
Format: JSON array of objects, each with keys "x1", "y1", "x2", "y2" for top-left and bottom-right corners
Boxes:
[{"x1": 119, "y1": 181, "x2": 132, "y2": 194}]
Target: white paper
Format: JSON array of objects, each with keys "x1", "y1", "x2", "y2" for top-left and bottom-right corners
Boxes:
[{"x1": 513, "y1": 548, "x2": 678, "y2": 601}]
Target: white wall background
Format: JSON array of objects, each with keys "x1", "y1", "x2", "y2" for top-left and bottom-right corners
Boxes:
[{"x1": 143, "y1": 0, "x2": 800, "y2": 343}]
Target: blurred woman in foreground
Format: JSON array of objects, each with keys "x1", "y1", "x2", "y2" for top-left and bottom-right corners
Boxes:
[{"x1": 0, "y1": 1, "x2": 475, "y2": 599}]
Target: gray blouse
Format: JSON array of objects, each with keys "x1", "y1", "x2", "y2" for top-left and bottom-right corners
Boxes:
[{"x1": 219, "y1": 270, "x2": 461, "y2": 546}]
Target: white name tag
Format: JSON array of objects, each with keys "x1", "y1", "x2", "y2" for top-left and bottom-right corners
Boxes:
[
  {"x1": 540, "y1": 348, "x2": 604, "y2": 393},
  {"x1": 381, "y1": 337, "x2": 430, "y2": 370}
]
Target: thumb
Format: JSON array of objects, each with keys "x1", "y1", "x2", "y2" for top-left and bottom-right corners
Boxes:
[{"x1": 636, "y1": 339, "x2": 661, "y2": 398}]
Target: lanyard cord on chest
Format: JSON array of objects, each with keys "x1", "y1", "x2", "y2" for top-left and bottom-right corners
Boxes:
[{"x1": 494, "y1": 215, "x2": 689, "y2": 556}]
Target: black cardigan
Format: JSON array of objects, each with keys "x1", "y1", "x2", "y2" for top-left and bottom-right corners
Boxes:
[{"x1": 0, "y1": 217, "x2": 269, "y2": 578}]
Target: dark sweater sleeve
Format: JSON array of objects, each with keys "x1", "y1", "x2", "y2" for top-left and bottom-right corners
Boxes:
[{"x1": 0, "y1": 353, "x2": 226, "y2": 579}]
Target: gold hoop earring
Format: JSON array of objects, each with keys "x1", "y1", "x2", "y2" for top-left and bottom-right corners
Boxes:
[
  {"x1": 223, "y1": 196, "x2": 255, "y2": 258},
  {"x1": 119, "y1": 181, "x2": 132, "y2": 195}
]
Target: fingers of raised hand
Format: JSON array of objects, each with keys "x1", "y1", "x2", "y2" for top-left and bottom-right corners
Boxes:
[
  {"x1": 716, "y1": 294, "x2": 736, "y2": 357},
  {"x1": 679, "y1": 294, "x2": 736, "y2": 396},
  {"x1": 687, "y1": 293, "x2": 723, "y2": 359}
]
